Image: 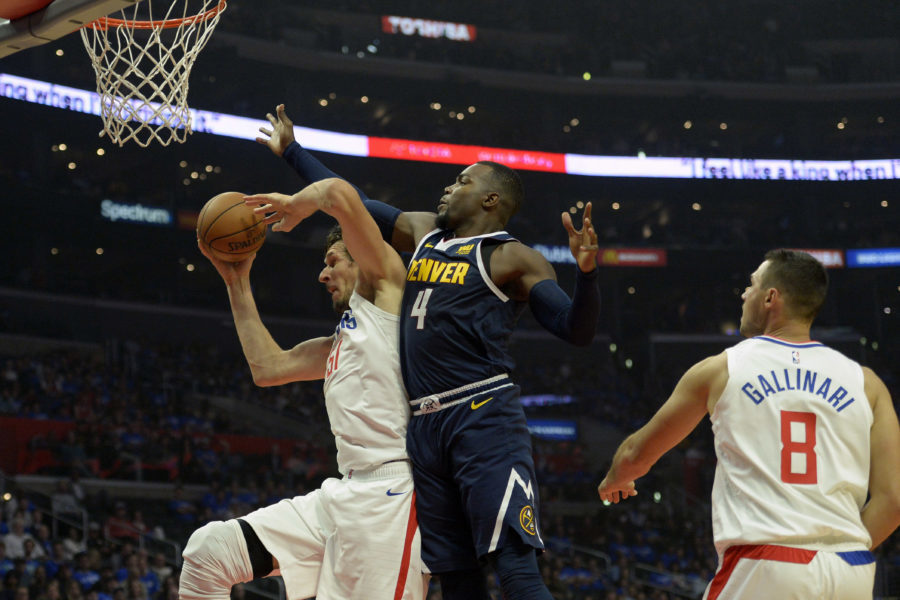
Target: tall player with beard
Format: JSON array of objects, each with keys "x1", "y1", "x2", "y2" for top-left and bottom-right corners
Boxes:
[
  {"x1": 252, "y1": 106, "x2": 602, "y2": 600},
  {"x1": 180, "y1": 177, "x2": 425, "y2": 600}
]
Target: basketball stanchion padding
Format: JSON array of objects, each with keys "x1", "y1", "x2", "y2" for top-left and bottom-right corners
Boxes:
[{"x1": 80, "y1": 0, "x2": 227, "y2": 147}]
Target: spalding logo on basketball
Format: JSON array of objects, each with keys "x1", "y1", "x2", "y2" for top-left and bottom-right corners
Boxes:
[{"x1": 197, "y1": 191, "x2": 267, "y2": 262}]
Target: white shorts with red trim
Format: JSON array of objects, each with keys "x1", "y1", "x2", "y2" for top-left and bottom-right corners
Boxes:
[
  {"x1": 241, "y1": 461, "x2": 424, "y2": 600},
  {"x1": 704, "y1": 544, "x2": 875, "y2": 600}
]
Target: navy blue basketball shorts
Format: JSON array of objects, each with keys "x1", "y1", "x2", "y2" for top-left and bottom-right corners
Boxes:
[{"x1": 407, "y1": 382, "x2": 544, "y2": 573}]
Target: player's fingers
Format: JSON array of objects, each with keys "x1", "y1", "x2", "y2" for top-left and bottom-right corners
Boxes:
[
  {"x1": 249, "y1": 203, "x2": 278, "y2": 218},
  {"x1": 243, "y1": 195, "x2": 271, "y2": 206},
  {"x1": 266, "y1": 112, "x2": 277, "y2": 126},
  {"x1": 253, "y1": 206, "x2": 280, "y2": 219},
  {"x1": 583, "y1": 202, "x2": 593, "y2": 222},
  {"x1": 561, "y1": 211, "x2": 576, "y2": 234},
  {"x1": 258, "y1": 127, "x2": 272, "y2": 137},
  {"x1": 581, "y1": 220, "x2": 598, "y2": 251}
]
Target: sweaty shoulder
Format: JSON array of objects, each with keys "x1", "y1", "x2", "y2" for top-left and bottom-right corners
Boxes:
[{"x1": 489, "y1": 241, "x2": 556, "y2": 300}]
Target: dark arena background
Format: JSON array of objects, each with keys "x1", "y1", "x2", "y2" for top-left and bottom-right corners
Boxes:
[{"x1": 1, "y1": 1, "x2": 898, "y2": 598}]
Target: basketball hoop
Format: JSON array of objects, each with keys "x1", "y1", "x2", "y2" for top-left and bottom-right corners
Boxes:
[{"x1": 80, "y1": 0, "x2": 227, "y2": 147}]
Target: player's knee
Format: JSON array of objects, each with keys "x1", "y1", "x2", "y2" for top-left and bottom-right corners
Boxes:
[
  {"x1": 183, "y1": 520, "x2": 227, "y2": 563},
  {"x1": 180, "y1": 521, "x2": 254, "y2": 600}
]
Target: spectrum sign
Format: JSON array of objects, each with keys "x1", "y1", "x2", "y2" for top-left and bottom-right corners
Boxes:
[{"x1": 100, "y1": 199, "x2": 172, "y2": 226}]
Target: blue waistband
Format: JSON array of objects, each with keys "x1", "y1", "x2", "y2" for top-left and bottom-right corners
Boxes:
[{"x1": 836, "y1": 550, "x2": 875, "y2": 566}]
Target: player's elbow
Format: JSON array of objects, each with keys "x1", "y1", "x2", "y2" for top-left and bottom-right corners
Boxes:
[
  {"x1": 251, "y1": 373, "x2": 276, "y2": 388},
  {"x1": 248, "y1": 366, "x2": 279, "y2": 388}
]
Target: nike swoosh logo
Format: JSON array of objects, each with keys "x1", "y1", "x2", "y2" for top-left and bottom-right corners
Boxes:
[
  {"x1": 471, "y1": 396, "x2": 493, "y2": 410},
  {"x1": 386, "y1": 489, "x2": 407, "y2": 496}
]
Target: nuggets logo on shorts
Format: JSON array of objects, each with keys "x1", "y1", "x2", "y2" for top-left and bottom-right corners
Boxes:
[{"x1": 519, "y1": 505, "x2": 536, "y2": 535}]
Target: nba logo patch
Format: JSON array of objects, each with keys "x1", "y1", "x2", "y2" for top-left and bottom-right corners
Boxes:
[{"x1": 792, "y1": 350, "x2": 800, "y2": 364}]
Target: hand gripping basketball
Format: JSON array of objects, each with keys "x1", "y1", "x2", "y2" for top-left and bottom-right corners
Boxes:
[
  {"x1": 244, "y1": 192, "x2": 316, "y2": 233},
  {"x1": 197, "y1": 192, "x2": 267, "y2": 262}
]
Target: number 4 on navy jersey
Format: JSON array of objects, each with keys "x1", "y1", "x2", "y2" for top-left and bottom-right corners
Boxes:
[{"x1": 410, "y1": 288, "x2": 434, "y2": 330}]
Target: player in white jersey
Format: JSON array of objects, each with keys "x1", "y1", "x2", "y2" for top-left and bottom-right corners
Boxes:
[
  {"x1": 180, "y1": 178, "x2": 424, "y2": 600},
  {"x1": 598, "y1": 249, "x2": 900, "y2": 600}
]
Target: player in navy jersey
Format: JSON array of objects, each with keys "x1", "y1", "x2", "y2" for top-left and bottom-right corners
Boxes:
[{"x1": 254, "y1": 105, "x2": 601, "y2": 600}]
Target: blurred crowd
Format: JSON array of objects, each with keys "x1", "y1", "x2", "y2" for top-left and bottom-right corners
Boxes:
[{"x1": 1, "y1": 336, "x2": 897, "y2": 599}]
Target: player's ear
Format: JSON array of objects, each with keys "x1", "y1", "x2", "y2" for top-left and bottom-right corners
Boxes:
[{"x1": 483, "y1": 191, "x2": 500, "y2": 208}]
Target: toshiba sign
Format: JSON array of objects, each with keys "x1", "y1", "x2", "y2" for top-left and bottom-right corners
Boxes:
[{"x1": 381, "y1": 16, "x2": 477, "y2": 42}]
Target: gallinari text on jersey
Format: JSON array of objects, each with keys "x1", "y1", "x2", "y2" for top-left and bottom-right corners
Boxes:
[{"x1": 740, "y1": 367, "x2": 857, "y2": 413}]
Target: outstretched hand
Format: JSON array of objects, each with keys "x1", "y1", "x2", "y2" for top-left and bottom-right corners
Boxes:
[
  {"x1": 244, "y1": 192, "x2": 315, "y2": 233},
  {"x1": 197, "y1": 238, "x2": 255, "y2": 286},
  {"x1": 561, "y1": 201, "x2": 598, "y2": 273},
  {"x1": 597, "y1": 477, "x2": 638, "y2": 504},
  {"x1": 256, "y1": 104, "x2": 296, "y2": 157}
]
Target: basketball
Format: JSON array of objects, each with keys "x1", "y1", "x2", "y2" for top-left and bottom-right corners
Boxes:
[{"x1": 197, "y1": 191, "x2": 267, "y2": 262}]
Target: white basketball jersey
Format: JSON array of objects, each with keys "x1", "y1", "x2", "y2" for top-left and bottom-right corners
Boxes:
[
  {"x1": 323, "y1": 291, "x2": 410, "y2": 474},
  {"x1": 711, "y1": 336, "x2": 873, "y2": 556}
]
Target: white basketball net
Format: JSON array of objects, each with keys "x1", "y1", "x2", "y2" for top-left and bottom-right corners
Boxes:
[{"x1": 80, "y1": 0, "x2": 226, "y2": 147}]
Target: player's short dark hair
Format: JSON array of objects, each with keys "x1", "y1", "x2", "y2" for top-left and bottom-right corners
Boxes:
[
  {"x1": 476, "y1": 161, "x2": 523, "y2": 216},
  {"x1": 762, "y1": 249, "x2": 828, "y2": 321},
  {"x1": 324, "y1": 225, "x2": 352, "y2": 261}
]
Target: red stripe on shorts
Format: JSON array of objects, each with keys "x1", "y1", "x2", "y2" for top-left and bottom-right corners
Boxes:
[
  {"x1": 393, "y1": 491, "x2": 418, "y2": 600},
  {"x1": 706, "y1": 544, "x2": 817, "y2": 600}
]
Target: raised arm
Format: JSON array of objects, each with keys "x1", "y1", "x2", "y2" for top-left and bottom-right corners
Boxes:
[
  {"x1": 491, "y1": 203, "x2": 600, "y2": 346},
  {"x1": 245, "y1": 179, "x2": 407, "y2": 311},
  {"x1": 598, "y1": 352, "x2": 726, "y2": 503},
  {"x1": 256, "y1": 104, "x2": 435, "y2": 252},
  {"x1": 861, "y1": 366, "x2": 900, "y2": 549},
  {"x1": 197, "y1": 245, "x2": 331, "y2": 386}
]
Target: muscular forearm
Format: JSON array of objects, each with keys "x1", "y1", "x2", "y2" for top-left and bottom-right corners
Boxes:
[
  {"x1": 225, "y1": 278, "x2": 286, "y2": 386},
  {"x1": 606, "y1": 433, "x2": 653, "y2": 487},
  {"x1": 861, "y1": 494, "x2": 900, "y2": 549}
]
